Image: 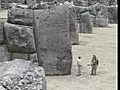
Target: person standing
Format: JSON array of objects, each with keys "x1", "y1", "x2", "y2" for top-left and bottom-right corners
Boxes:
[
  {"x1": 90, "y1": 55, "x2": 99, "y2": 75},
  {"x1": 76, "y1": 57, "x2": 82, "y2": 76}
]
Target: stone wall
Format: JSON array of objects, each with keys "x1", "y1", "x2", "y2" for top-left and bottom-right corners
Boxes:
[
  {"x1": 0, "y1": 20, "x2": 4, "y2": 44},
  {"x1": 69, "y1": 6, "x2": 79, "y2": 45},
  {"x1": 75, "y1": 3, "x2": 109, "y2": 28},
  {"x1": 4, "y1": 22, "x2": 36, "y2": 54},
  {"x1": 7, "y1": 7, "x2": 33, "y2": 26},
  {"x1": 75, "y1": 6, "x2": 93, "y2": 33},
  {"x1": 107, "y1": 5, "x2": 117, "y2": 23}
]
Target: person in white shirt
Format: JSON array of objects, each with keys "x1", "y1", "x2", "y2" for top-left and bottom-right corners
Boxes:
[{"x1": 76, "y1": 56, "x2": 82, "y2": 76}]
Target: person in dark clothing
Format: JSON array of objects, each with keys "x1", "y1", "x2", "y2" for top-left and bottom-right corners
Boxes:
[
  {"x1": 90, "y1": 54, "x2": 99, "y2": 75},
  {"x1": 24, "y1": 0, "x2": 27, "y2": 4}
]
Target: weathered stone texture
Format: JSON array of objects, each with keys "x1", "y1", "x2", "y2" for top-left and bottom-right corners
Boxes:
[
  {"x1": 0, "y1": 45, "x2": 10, "y2": 62},
  {"x1": 75, "y1": 6, "x2": 93, "y2": 33},
  {"x1": 0, "y1": 59, "x2": 47, "y2": 90},
  {"x1": 0, "y1": 18, "x2": 6, "y2": 44},
  {"x1": 34, "y1": 5, "x2": 72, "y2": 75},
  {"x1": 80, "y1": 12, "x2": 92, "y2": 33},
  {"x1": 10, "y1": 53, "x2": 38, "y2": 61},
  {"x1": 94, "y1": 17, "x2": 108, "y2": 27},
  {"x1": 107, "y1": 5, "x2": 117, "y2": 23},
  {"x1": 0, "y1": 21, "x2": 4, "y2": 44},
  {"x1": 69, "y1": 6, "x2": 79, "y2": 45},
  {"x1": 89, "y1": 4, "x2": 109, "y2": 27},
  {"x1": 7, "y1": 6, "x2": 33, "y2": 26},
  {"x1": 4, "y1": 22, "x2": 36, "y2": 54},
  {"x1": 73, "y1": 0, "x2": 89, "y2": 6}
]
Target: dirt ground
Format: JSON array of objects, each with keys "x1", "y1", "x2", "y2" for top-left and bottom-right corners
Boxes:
[
  {"x1": 0, "y1": 10, "x2": 7, "y2": 19},
  {"x1": 47, "y1": 24, "x2": 117, "y2": 90}
]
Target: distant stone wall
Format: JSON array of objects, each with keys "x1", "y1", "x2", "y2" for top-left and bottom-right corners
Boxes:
[
  {"x1": 107, "y1": 5, "x2": 117, "y2": 23},
  {"x1": 0, "y1": 19, "x2": 5, "y2": 44},
  {"x1": 75, "y1": 6, "x2": 93, "y2": 33},
  {"x1": 69, "y1": 6, "x2": 79, "y2": 45},
  {"x1": 75, "y1": 3, "x2": 109, "y2": 28}
]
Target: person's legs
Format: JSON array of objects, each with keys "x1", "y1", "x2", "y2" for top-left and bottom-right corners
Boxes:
[
  {"x1": 92, "y1": 65, "x2": 97, "y2": 75},
  {"x1": 91, "y1": 66, "x2": 94, "y2": 75},
  {"x1": 77, "y1": 65, "x2": 81, "y2": 76},
  {"x1": 94, "y1": 66, "x2": 97, "y2": 75}
]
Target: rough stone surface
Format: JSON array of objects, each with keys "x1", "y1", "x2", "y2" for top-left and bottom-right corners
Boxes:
[
  {"x1": 69, "y1": 6, "x2": 79, "y2": 45},
  {"x1": 107, "y1": 5, "x2": 117, "y2": 23},
  {"x1": 4, "y1": 22, "x2": 36, "y2": 54},
  {"x1": 0, "y1": 21, "x2": 4, "y2": 44},
  {"x1": 75, "y1": 6, "x2": 93, "y2": 34},
  {"x1": 0, "y1": 59, "x2": 47, "y2": 90},
  {"x1": 0, "y1": 18, "x2": 6, "y2": 44},
  {"x1": 34, "y1": 5, "x2": 72, "y2": 75},
  {"x1": 89, "y1": 3, "x2": 109, "y2": 27},
  {"x1": 75, "y1": 6, "x2": 93, "y2": 33},
  {"x1": 10, "y1": 53, "x2": 38, "y2": 62},
  {"x1": 73, "y1": 0, "x2": 89, "y2": 6},
  {"x1": 94, "y1": 17, "x2": 108, "y2": 27},
  {"x1": 7, "y1": 6, "x2": 33, "y2": 26},
  {"x1": 80, "y1": 12, "x2": 92, "y2": 33},
  {"x1": 0, "y1": 45, "x2": 10, "y2": 62}
]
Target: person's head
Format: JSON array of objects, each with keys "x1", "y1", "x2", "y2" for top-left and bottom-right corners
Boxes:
[
  {"x1": 93, "y1": 54, "x2": 96, "y2": 57},
  {"x1": 78, "y1": 57, "x2": 81, "y2": 59},
  {"x1": 92, "y1": 54, "x2": 97, "y2": 61}
]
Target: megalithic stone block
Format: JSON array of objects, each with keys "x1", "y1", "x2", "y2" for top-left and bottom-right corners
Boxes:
[
  {"x1": 33, "y1": 5, "x2": 72, "y2": 75},
  {"x1": 0, "y1": 20, "x2": 4, "y2": 44},
  {"x1": 4, "y1": 22, "x2": 36, "y2": 54},
  {"x1": 69, "y1": 6, "x2": 79, "y2": 45},
  {"x1": 79, "y1": 12, "x2": 93, "y2": 33},
  {"x1": 7, "y1": 6, "x2": 33, "y2": 26},
  {"x1": 0, "y1": 59, "x2": 47, "y2": 90},
  {"x1": 94, "y1": 17, "x2": 108, "y2": 27},
  {"x1": 107, "y1": 5, "x2": 118, "y2": 23}
]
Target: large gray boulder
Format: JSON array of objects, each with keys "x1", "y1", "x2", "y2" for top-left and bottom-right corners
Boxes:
[
  {"x1": 0, "y1": 59, "x2": 47, "y2": 90},
  {"x1": 89, "y1": 4, "x2": 109, "y2": 27},
  {"x1": 74, "y1": 6, "x2": 92, "y2": 33},
  {"x1": 33, "y1": 5, "x2": 72, "y2": 75},
  {"x1": 4, "y1": 22, "x2": 36, "y2": 54},
  {"x1": 107, "y1": 5, "x2": 118, "y2": 23},
  {"x1": 0, "y1": 18, "x2": 6, "y2": 44},
  {"x1": 0, "y1": 21, "x2": 4, "y2": 44},
  {"x1": 0, "y1": 45, "x2": 10, "y2": 62},
  {"x1": 7, "y1": 6, "x2": 33, "y2": 26},
  {"x1": 69, "y1": 6, "x2": 79, "y2": 45},
  {"x1": 10, "y1": 53, "x2": 38, "y2": 62},
  {"x1": 77, "y1": 11, "x2": 92, "y2": 33},
  {"x1": 73, "y1": 0, "x2": 89, "y2": 6},
  {"x1": 94, "y1": 17, "x2": 108, "y2": 27}
]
